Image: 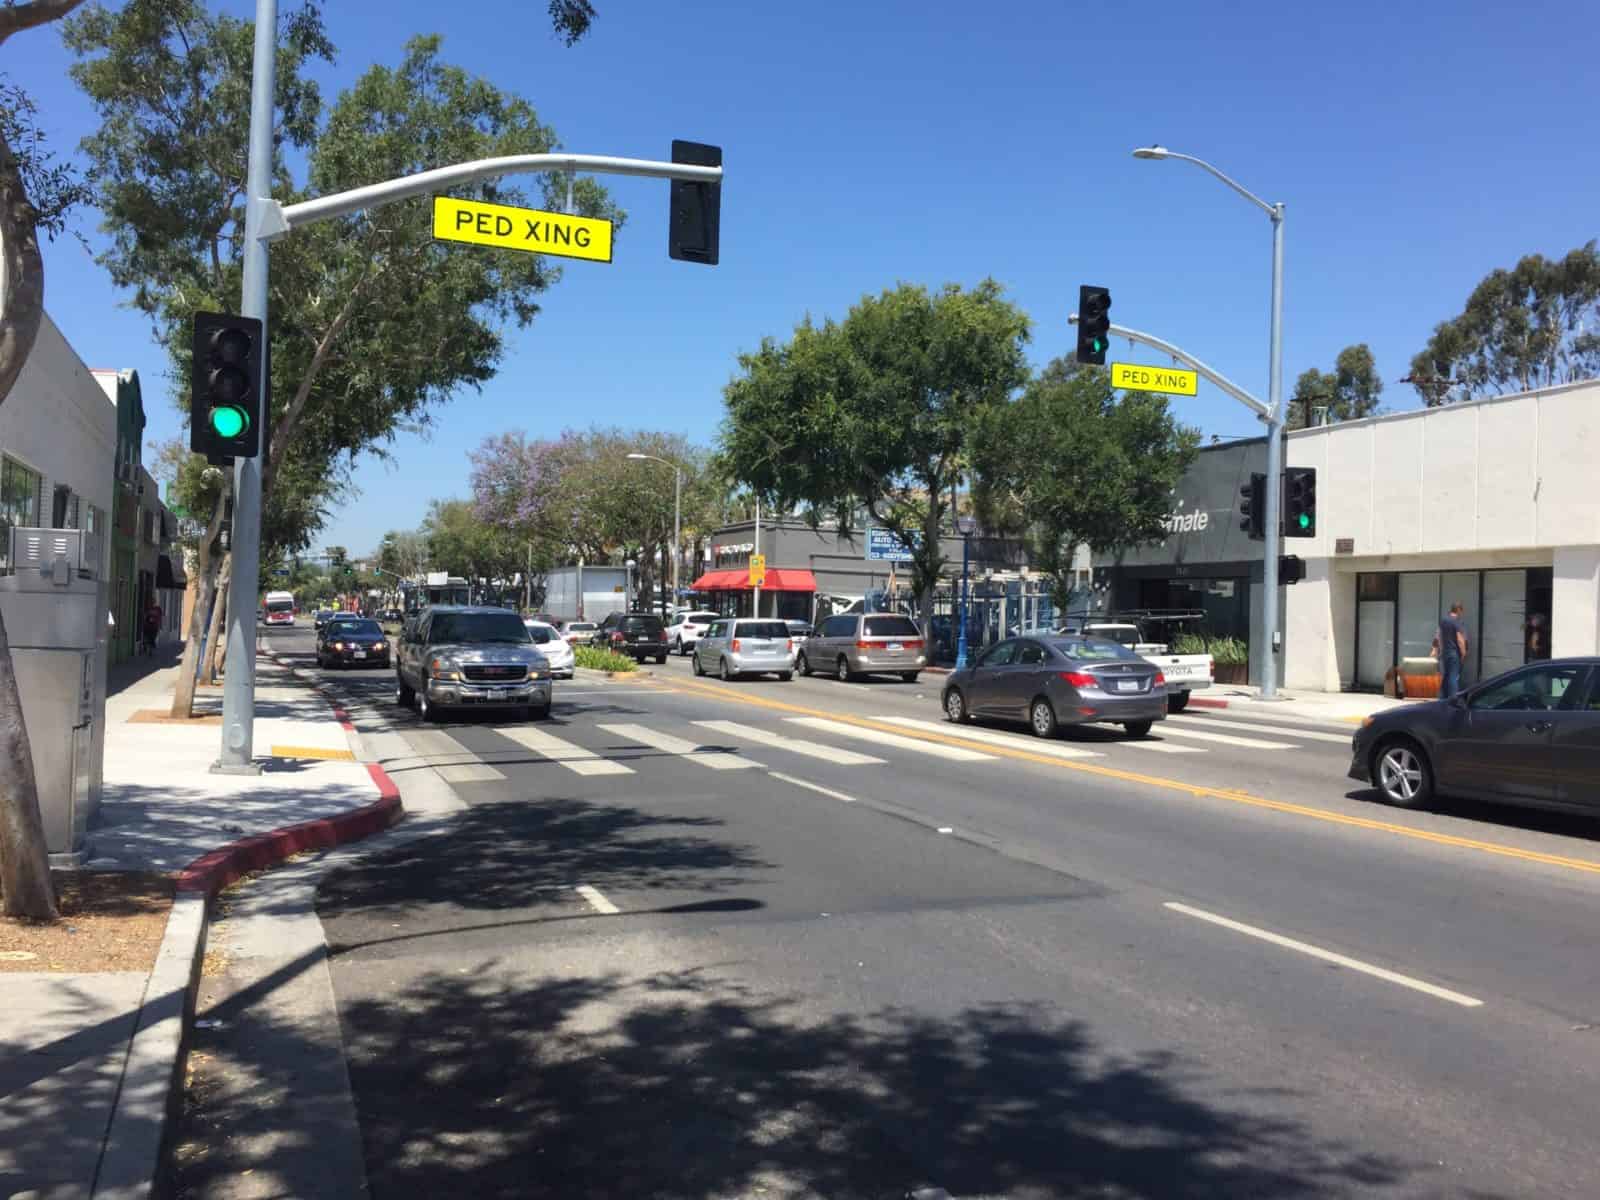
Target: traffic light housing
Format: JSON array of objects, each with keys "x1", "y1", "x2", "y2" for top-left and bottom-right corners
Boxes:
[
  {"x1": 668, "y1": 140, "x2": 721, "y2": 265},
  {"x1": 1076, "y1": 285, "x2": 1111, "y2": 365},
  {"x1": 1239, "y1": 472, "x2": 1266, "y2": 540},
  {"x1": 1279, "y1": 554, "x2": 1306, "y2": 585},
  {"x1": 191, "y1": 312, "x2": 263, "y2": 461},
  {"x1": 1283, "y1": 466, "x2": 1317, "y2": 538}
]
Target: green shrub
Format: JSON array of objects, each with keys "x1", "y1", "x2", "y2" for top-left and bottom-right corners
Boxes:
[
  {"x1": 1208, "y1": 636, "x2": 1249, "y2": 666},
  {"x1": 1172, "y1": 633, "x2": 1209, "y2": 655},
  {"x1": 575, "y1": 646, "x2": 638, "y2": 673}
]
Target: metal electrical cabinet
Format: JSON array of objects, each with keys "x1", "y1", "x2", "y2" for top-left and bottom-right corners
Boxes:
[{"x1": 0, "y1": 527, "x2": 103, "y2": 859}]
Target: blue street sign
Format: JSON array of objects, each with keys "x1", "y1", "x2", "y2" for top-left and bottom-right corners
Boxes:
[{"x1": 865, "y1": 527, "x2": 914, "y2": 562}]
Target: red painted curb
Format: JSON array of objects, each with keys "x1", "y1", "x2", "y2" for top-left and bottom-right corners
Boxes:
[
  {"x1": 174, "y1": 793, "x2": 402, "y2": 897},
  {"x1": 1188, "y1": 696, "x2": 1230, "y2": 709}
]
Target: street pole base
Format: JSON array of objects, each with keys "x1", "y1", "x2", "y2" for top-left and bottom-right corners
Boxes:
[{"x1": 210, "y1": 759, "x2": 264, "y2": 777}]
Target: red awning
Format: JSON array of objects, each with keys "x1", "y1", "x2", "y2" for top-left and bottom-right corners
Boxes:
[{"x1": 689, "y1": 567, "x2": 817, "y2": 593}]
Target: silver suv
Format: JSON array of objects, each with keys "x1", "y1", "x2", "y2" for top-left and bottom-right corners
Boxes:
[
  {"x1": 799, "y1": 613, "x2": 926, "y2": 682},
  {"x1": 692, "y1": 618, "x2": 795, "y2": 681},
  {"x1": 395, "y1": 606, "x2": 553, "y2": 723}
]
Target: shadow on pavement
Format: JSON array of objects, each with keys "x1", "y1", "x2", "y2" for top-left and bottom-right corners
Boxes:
[{"x1": 1344, "y1": 787, "x2": 1600, "y2": 846}]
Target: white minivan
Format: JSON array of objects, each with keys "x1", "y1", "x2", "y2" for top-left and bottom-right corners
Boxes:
[{"x1": 692, "y1": 619, "x2": 795, "y2": 681}]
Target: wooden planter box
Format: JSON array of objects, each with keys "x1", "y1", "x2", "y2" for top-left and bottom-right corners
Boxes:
[{"x1": 1213, "y1": 662, "x2": 1248, "y2": 685}]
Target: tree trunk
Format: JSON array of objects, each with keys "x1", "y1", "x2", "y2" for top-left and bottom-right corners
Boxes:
[
  {"x1": 202, "y1": 553, "x2": 231, "y2": 685},
  {"x1": 172, "y1": 493, "x2": 227, "y2": 719},
  {"x1": 0, "y1": 118, "x2": 58, "y2": 919}
]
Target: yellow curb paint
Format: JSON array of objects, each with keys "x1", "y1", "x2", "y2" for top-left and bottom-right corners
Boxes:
[
  {"x1": 664, "y1": 675, "x2": 1600, "y2": 879},
  {"x1": 269, "y1": 745, "x2": 356, "y2": 762}
]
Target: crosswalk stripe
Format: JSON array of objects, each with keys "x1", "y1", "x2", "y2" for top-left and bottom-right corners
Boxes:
[
  {"x1": 785, "y1": 717, "x2": 994, "y2": 761},
  {"x1": 1149, "y1": 724, "x2": 1295, "y2": 750},
  {"x1": 694, "y1": 720, "x2": 886, "y2": 765},
  {"x1": 597, "y1": 723, "x2": 759, "y2": 770},
  {"x1": 497, "y1": 726, "x2": 635, "y2": 776},
  {"x1": 405, "y1": 729, "x2": 507, "y2": 783},
  {"x1": 1122, "y1": 739, "x2": 1205, "y2": 754},
  {"x1": 882, "y1": 717, "x2": 1103, "y2": 760},
  {"x1": 1182, "y1": 713, "x2": 1353, "y2": 744}
]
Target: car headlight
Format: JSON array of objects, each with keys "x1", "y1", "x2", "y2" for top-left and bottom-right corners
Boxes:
[
  {"x1": 428, "y1": 657, "x2": 461, "y2": 681},
  {"x1": 332, "y1": 642, "x2": 345, "y2": 651},
  {"x1": 375, "y1": 641, "x2": 387, "y2": 651}
]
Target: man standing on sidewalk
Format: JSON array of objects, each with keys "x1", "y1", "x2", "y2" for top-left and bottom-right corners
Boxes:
[
  {"x1": 142, "y1": 598, "x2": 163, "y2": 656},
  {"x1": 1433, "y1": 602, "x2": 1468, "y2": 698}
]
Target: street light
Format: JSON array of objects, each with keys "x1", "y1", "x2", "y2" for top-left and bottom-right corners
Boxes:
[
  {"x1": 627, "y1": 453, "x2": 682, "y2": 617},
  {"x1": 1132, "y1": 144, "x2": 1286, "y2": 698},
  {"x1": 955, "y1": 514, "x2": 976, "y2": 670},
  {"x1": 625, "y1": 558, "x2": 637, "y2": 610}
]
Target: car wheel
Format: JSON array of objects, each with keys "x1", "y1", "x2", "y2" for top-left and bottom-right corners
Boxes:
[
  {"x1": 1374, "y1": 737, "x2": 1433, "y2": 808},
  {"x1": 836, "y1": 656, "x2": 853, "y2": 683},
  {"x1": 1167, "y1": 690, "x2": 1190, "y2": 714},
  {"x1": 395, "y1": 674, "x2": 414, "y2": 707},
  {"x1": 417, "y1": 691, "x2": 445, "y2": 724},
  {"x1": 944, "y1": 688, "x2": 971, "y2": 724},
  {"x1": 692, "y1": 653, "x2": 704, "y2": 676},
  {"x1": 526, "y1": 702, "x2": 551, "y2": 721},
  {"x1": 1030, "y1": 697, "x2": 1059, "y2": 738},
  {"x1": 673, "y1": 636, "x2": 683, "y2": 655},
  {"x1": 720, "y1": 658, "x2": 734, "y2": 682},
  {"x1": 778, "y1": 671, "x2": 793, "y2": 682},
  {"x1": 1122, "y1": 719, "x2": 1153, "y2": 738},
  {"x1": 901, "y1": 672, "x2": 919, "y2": 684},
  {"x1": 797, "y1": 652, "x2": 811, "y2": 677}
]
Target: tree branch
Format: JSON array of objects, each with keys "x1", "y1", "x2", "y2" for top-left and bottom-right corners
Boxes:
[
  {"x1": 0, "y1": 124, "x2": 44, "y2": 406},
  {"x1": 0, "y1": 0, "x2": 87, "y2": 47}
]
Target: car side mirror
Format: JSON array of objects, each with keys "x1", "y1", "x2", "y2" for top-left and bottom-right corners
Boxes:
[{"x1": 1449, "y1": 692, "x2": 1469, "y2": 709}]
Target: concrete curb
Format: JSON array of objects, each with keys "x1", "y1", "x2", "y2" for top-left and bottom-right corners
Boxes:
[{"x1": 1189, "y1": 696, "x2": 1230, "y2": 709}]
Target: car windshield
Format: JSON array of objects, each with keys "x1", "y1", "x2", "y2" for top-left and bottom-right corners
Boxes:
[
  {"x1": 525, "y1": 624, "x2": 557, "y2": 644},
  {"x1": 266, "y1": 600, "x2": 293, "y2": 613},
  {"x1": 864, "y1": 616, "x2": 920, "y2": 638},
  {"x1": 328, "y1": 620, "x2": 381, "y2": 638},
  {"x1": 737, "y1": 621, "x2": 791, "y2": 639},
  {"x1": 429, "y1": 612, "x2": 531, "y2": 644},
  {"x1": 1051, "y1": 637, "x2": 1143, "y2": 662}
]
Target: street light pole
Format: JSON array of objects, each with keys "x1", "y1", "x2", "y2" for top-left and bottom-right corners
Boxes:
[
  {"x1": 955, "y1": 515, "x2": 976, "y2": 669},
  {"x1": 1132, "y1": 145, "x2": 1285, "y2": 699},
  {"x1": 626, "y1": 453, "x2": 682, "y2": 617}
]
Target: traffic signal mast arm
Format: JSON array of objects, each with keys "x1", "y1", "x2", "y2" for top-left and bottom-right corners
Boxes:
[
  {"x1": 1069, "y1": 314, "x2": 1271, "y2": 421},
  {"x1": 258, "y1": 152, "x2": 724, "y2": 239}
]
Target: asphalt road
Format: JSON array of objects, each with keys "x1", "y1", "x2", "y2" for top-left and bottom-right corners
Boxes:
[{"x1": 266, "y1": 623, "x2": 1600, "y2": 1198}]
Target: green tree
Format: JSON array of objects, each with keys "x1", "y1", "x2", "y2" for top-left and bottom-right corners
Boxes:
[
  {"x1": 377, "y1": 529, "x2": 429, "y2": 580},
  {"x1": 971, "y1": 359, "x2": 1199, "y2": 611},
  {"x1": 720, "y1": 281, "x2": 1031, "y2": 628},
  {"x1": 1287, "y1": 344, "x2": 1384, "y2": 430},
  {"x1": 422, "y1": 499, "x2": 522, "y2": 591},
  {"x1": 1409, "y1": 242, "x2": 1600, "y2": 404}
]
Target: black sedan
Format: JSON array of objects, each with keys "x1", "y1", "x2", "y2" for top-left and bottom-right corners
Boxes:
[
  {"x1": 317, "y1": 617, "x2": 392, "y2": 669},
  {"x1": 943, "y1": 635, "x2": 1167, "y2": 738},
  {"x1": 1350, "y1": 657, "x2": 1600, "y2": 812}
]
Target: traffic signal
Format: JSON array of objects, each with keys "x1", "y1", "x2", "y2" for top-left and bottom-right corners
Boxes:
[
  {"x1": 1238, "y1": 472, "x2": 1266, "y2": 540},
  {"x1": 1283, "y1": 466, "x2": 1317, "y2": 538},
  {"x1": 1076, "y1": 285, "x2": 1112, "y2": 365},
  {"x1": 668, "y1": 140, "x2": 721, "y2": 265},
  {"x1": 191, "y1": 312, "x2": 263, "y2": 461},
  {"x1": 1279, "y1": 554, "x2": 1306, "y2": 585}
]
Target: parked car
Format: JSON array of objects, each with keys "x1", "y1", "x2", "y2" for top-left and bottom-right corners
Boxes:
[
  {"x1": 784, "y1": 619, "x2": 812, "y2": 643},
  {"x1": 665, "y1": 610, "x2": 722, "y2": 656},
  {"x1": 1350, "y1": 657, "x2": 1600, "y2": 812},
  {"x1": 1058, "y1": 616, "x2": 1213, "y2": 713},
  {"x1": 693, "y1": 618, "x2": 795, "y2": 681},
  {"x1": 595, "y1": 611, "x2": 670, "y2": 663},
  {"x1": 943, "y1": 635, "x2": 1166, "y2": 738},
  {"x1": 317, "y1": 616, "x2": 391, "y2": 669},
  {"x1": 798, "y1": 612, "x2": 927, "y2": 682},
  {"x1": 395, "y1": 605, "x2": 553, "y2": 723},
  {"x1": 559, "y1": 620, "x2": 599, "y2": 645},
  {"x1": 523, "y1": 619, "x2": 575, "y2": 678}
]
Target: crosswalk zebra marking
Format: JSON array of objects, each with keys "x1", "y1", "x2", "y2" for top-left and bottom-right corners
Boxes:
[
  {"x1": 496, "y1": 725, "x2": 635, "y2": 776},
  {"x1": 597, "y1": 723, "x2": 760, "y2": 770},
  {"x1": 784, "y1": 717, "x2": 994, "y2": 761},
  {"x1": 694, "y1": 720, "x2": 886, "y2": 765}
]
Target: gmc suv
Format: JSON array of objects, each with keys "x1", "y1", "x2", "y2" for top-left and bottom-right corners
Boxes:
[{"x1": 395, "y1": 605, "x2": 553, "y2": 723}]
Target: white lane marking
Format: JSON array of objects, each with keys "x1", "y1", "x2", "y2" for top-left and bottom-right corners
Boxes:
[
  {"x1": 1148, "y1": 724, "x2": 1295, "y2": 750},
  {"x1": 1120, "y1": 740, "x2": 1205, "y2": 754},
  {"x1": 597, "y1": 723, "x2": 760, "y2": 770},
  {"x1": 883, "y1": 717, "x2": 1103, "y2": 759},
  {"x1": 1183, "y1": 713, "x2": 1353, "y2": 744},
  {"x1": 1187, "y1": 706, "x2": 1359, "y2": 733},
  {"x1": 576, "y1": 885, "x2": 620, "y2": 915},
  {"x1": 696, "y1": 720, "x2": 886, "y2": 765},
  {"x1": 937, "y1": 827, "x2": 954, "y2": 834},
  {"x1": 496, "y1": 726, "x2": 634, "y2": 776},
  {"x1": 785, "y1": 717, "x2": 994, "y2": 761},
  {"x1": 405, "y1": 729, "x2": 507, "y2": 783},
  {"x1": 1163, "y1": 902, "x2": 1483, "y2": 1009},
  {"x1": 768, "y1": 771, "x2": 858, "y2": 803}
]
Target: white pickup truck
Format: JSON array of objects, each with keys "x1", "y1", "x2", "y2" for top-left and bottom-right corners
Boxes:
[{"x1": 1067, "y1": 621, "x2": 1214, "y2": 713}]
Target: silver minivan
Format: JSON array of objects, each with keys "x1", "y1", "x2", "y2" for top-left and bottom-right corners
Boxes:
[
  {"x1": 799, "y1": 613, "x2": 927, "y2": 682},
  {"x1": 692, "y1": 618, "x2": 795, "y2": 681}
]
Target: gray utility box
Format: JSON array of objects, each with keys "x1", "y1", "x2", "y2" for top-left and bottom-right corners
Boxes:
[{"x1": 0, "y1": 527, "x2": 102, "y2": 857}]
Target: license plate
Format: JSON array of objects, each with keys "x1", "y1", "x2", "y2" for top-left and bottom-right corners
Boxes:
[
  {"x1": 353, "y1": 651, "x2": 367, "y2": 659},
  {"x1": 1115, "y1": 679, "x2": 1140, "y2": 693},
  {"x1": 888, "y1": 642, "x2": 902, "y2": 651},
  {"x1": 487, "y1": 688, "x2": 509, "y2": 700}
]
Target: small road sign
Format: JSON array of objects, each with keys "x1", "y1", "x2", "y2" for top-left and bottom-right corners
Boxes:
[
  {"x1": 432, "y1": 196, "x2": 613, "y2": 263},
  {"x1": 749, "y1": 554, "x2": 767, "y2": 588},
  {"x1": 1110, "y1": 362, "x2": 1199, "y2": 397},
  {"x1": 865, "y1": 528, "x2": 914, "y2": 562}
]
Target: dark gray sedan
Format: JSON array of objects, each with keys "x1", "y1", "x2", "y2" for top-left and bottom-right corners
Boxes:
[
  {"x1": 942, "y1": 636, "x2": 1167, "y2": 738},
  {"x1": 1350, "y1": 657, "x2": 1600, "y2": 811}
]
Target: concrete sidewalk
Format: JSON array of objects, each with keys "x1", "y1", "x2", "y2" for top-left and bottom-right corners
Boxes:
[
  {"x1": 1193, "y1": 684, "x2": 1422, "y2": 724},
  {"x1": 0, "y1": 653, "x2": 401, "y2": 1200}
]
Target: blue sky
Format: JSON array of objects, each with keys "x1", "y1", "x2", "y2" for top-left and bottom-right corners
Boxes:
[{"x1": 17, "y1": 0, "x2": 1598, "y2": 557}]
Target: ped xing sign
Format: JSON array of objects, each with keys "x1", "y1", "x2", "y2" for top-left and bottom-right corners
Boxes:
[
  {"x1": 1111, "y1": 362, "x2": 1199, "y2": 397},
  {"x1": 432, "y1": 196, "x2": 613, "y2": 263}
]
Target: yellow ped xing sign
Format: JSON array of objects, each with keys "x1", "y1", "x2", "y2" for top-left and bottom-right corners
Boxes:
[
  {"x1": 432, "y1": 196, "x2": 613, "y2": 263},
  {"x1": 1110, "y1": 362, "x2": 1199, "y2": 397},
  {"x1": 748, "y1": 554, "x2": 767, "y2": 588}
]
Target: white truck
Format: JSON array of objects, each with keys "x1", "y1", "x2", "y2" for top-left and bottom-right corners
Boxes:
[{"x1": 1062, "y1": 612, "x2": 1214, "y2": 713}]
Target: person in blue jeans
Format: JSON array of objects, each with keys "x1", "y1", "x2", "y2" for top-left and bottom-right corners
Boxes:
[{"x1": 1433, "y1": 603, "x2": 1468, "y2": 698}]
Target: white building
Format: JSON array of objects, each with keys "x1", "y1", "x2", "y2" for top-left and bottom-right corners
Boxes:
[{"x1": 1285, "y1": 379, "x2": 1600, "y2": 692}]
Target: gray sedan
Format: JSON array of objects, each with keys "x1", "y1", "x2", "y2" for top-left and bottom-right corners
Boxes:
[
  {"x1": 1350, "y1": 657, "x2": 1600, "y2": 811},
  {"x1": 942, "y1": 636, "x2": 1167, "y2": 738}
]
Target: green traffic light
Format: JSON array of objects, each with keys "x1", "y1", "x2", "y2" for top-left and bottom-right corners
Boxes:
[
  {"x1": 209, "y1": 405, "x2": 247, "y2": 439},
  {"x1": 1297, "y1": 513, "x2": 1311, "y2": 529}
]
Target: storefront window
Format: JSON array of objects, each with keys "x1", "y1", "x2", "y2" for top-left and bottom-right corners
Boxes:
[{"x1": 1, "y1": 455, "x2": 43, "y2": 568}]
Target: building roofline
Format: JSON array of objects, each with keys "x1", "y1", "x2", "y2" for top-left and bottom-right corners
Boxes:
[{"x1": 1288, "y1": 376, "x2": 1599, "y2": 439}]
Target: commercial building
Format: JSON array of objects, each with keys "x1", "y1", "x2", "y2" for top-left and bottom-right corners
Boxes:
[{"x1": 1093, "y1": 379, "x2": 1600, "y2": 693}]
